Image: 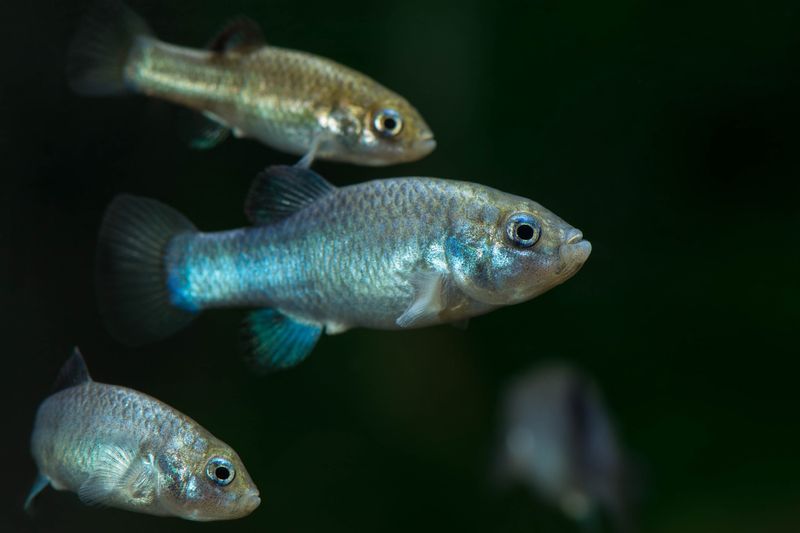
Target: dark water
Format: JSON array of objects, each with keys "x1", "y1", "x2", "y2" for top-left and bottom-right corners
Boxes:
[{"x1": 4, "y1": 1, "x2": 800, "y2": 532}]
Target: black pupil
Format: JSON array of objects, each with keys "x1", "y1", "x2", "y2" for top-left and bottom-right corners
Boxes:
[
  {"x1": 516, "y1": 224, "x2": 535, "y2": 241},
  {"x1": 215, "y1": 466, "x2": 230, "y2": 480},
  {"x1": 382, "y1": 117, "x2": 397, "y2": 131}
]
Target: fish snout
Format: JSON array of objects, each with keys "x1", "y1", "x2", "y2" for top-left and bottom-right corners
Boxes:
[
  {"x1": 559, "y1": 229, "x2": 592, "y2": 268},
  {"x1": 242, "y1": 489, "x2": 261, "y2": 513},
  {"x1": 565, "y1": 228, "x2": 584, "y2": 244},
  {"x1": 414, "y1": 135, "x2": 437, "y2": 157}
]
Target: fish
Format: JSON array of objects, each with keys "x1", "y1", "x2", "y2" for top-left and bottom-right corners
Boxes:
[
  {"x1": 494, "y1": 364, "x2": 635, "y2": 532},
  {"x1": 26, "y1": 348, "x2": 260, "y2": 521},
  {"x1": 67, "y1": 1, "x2": 436, "y2": 166},
  {"x1": 96, "y1": 165, "x2": 592, "y2": 372}
]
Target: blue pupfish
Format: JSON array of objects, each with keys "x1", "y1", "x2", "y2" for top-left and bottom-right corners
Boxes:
[{"x1": 97, "y1": 165, "x2": 591, "y2": 371}]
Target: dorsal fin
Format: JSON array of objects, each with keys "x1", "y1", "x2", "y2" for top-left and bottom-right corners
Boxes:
[
  {"x1": 245, "y1": 165, "x2": 336, "y2": 225},
  {"x1": 207, "y1": 17, "x2": 265, "y2": 53},
  {"x1": 52, "y1": 347, "x2": 92, "y2": 392}
]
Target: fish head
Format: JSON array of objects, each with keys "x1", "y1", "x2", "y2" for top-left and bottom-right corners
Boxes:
[
  {"x1": 321, "y1": 93, "x2": 435, "y2": 165},
  {"x1": 445, "y1": 188, "x2": 591, "y2": 306},
  {"x1": 156, "y1": 437, "x2": 260, "y2": 521}
]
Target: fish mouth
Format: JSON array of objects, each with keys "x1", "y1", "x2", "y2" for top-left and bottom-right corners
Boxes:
[
  {"x1": 566, "y1": 229, "x2": 583, "y2": 244},
  {"x1": 558, "y1": 229, "x2": 592, "y2": 276},
  {"x1": 241, "y1": 490, "x2": 261, "y2": 514},
  {"x1": 415, "y1": 136, "x2": 437, "y2": 156}
]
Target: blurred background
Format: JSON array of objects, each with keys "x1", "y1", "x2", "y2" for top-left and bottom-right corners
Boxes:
[{"x1": 3, "y1": 0, "x2": 799, "y2": 531}]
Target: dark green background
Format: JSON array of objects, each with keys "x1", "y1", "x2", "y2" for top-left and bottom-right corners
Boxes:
[{"x1": 4, "y1": 1, "x2": 799, "y2": 531}]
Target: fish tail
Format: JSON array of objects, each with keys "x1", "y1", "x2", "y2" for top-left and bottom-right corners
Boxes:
[
  {"x1": 67, "y1": 0, "x2": 154, "y2": 95},
  {"x1": 97, "y1": 194, "x2": 197, "y2": 345}
]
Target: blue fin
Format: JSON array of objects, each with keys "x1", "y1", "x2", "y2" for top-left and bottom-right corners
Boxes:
[
  {"x1": 97, "y1": 194, "x2": 198, "y2": 345},
  {"x1": 245, "y1": 309, "x2": 322, "y2": 372},
  {"x1": 208, "y1": 17, "x2": 265, "y2": 53},
  {"x1": 244, "y1": 165, "x2": 336, "y2": 225},
  {"x1": 52, "y1": 347, "x2": 93, "y2": 393},
  {"x1": 24, "y1": 474, "x2": 50, "y2": 513}
]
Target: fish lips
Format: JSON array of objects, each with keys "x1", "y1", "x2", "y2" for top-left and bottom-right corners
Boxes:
[
  {"x1": 414, "y1": 136, "x2": 437, "y2": 157},
  {"x1": 557, "y1": 235, "x2": 592, "y2": 278}
]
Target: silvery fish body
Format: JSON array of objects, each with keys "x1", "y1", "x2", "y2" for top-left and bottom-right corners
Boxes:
[
  {"x1": 98, "y1": 166, "x2": 591, "y2": 371},
  {"x1": 67, "y1": 2, "x2": 435, "y2": 165},
  {"x1": 495, "y1": 365, "x2": 633, "y2": 531},
  {"x1": 27, "y1": 350, "x2": 260, "y2": 521}
]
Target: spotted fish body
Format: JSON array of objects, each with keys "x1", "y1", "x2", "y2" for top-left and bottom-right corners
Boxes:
[
  {"x1": 27, "y1": 350, "x2": 260, "y2": 520},
  {"x1": 98, "y1": 166, "x2": 591, "y2": 371},
  {"x1": 68, "y1": 2, "x2": 435, "y2": 165}
]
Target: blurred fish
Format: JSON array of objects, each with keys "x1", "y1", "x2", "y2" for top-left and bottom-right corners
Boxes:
[
  {"x1": 27, "y1": 349, "x2": 260, "y2": 521},
  {"x1": 495, "y1": 365, "x2": 634, "y2": 532},
  {"x1": 97, "y1": 165, "x2": 591, "y2": 371},
  {"x1": 67, "y1": 1, "x2": 435, "y2": 166}
]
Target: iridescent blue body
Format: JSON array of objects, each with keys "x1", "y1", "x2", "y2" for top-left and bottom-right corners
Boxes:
[
  {"x1": 97, "y1": 166, "x2": 591, "y2": 370},
  {"x1": 167, "y1": 179, "x2": 494, "y2": 331}
]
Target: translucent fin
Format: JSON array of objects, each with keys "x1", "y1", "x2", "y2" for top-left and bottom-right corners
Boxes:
[
  {"x1": 244, "y1": 308, "x2": 322, "y2": 372},
  {"x1": 96, "y1": 194, "x2": 197, "y2": 345},
  {"x1": 52, "y1": 347, "x2": 92, "y2": 393},
  {"x1": 451, "y1": 319, "x2": 470, "y2": 331},
  {"x1": 244, "y1": 165, "x2": 336, "y2": 226},
  {"x1": 178, "y1": 109, "x2": 230, "y2": 150},
  {"x1": 208, "y1": 17, "x2": 265, "y2": 53},
  {"x1": 295, "y1": 133, "x2": 324, "y2": 169},
  {"x1": 24, "y1": 474, "x2": 50, "y2": 513},
  {"x1": 78, "y1": 445, "x2": 154, "y2": 507},
  {"x1": 396, "y1": 272, "x2": 447, "y2": 328},
  {"x1": 67, "y1": 0, "x2": 154, "y2": 96}
]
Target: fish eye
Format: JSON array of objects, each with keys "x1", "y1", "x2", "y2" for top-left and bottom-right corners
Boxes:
[
  {"x1": 372, "y1": 108, "x2": 403, "y2": 137},
  {"x1": 506, "y1": 213, "x2": 541, "y2": 248},
  {"x1": 206, "y1": 457, "x2": 235, "y2": 486}
]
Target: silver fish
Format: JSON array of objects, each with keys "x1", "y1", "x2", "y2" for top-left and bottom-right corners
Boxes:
[
  {"x1": 97, "y1": 165, "x2": 591, "y2": 371},
  {"x1": 67, "y1": 2, "x2": 435, "y2": 166},
  {"x1": 26, "y1": 349, "x2": 260, "y2": 521},
  {"x1": 495, "y1": 364, "x2": 634, "y2": 532}
]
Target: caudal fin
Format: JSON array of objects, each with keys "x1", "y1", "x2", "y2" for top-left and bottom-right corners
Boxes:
[
  {"x1": 67, "y1": 1, "x2": 154, "y2": 95},
  {"x1": 97, "y1": 194, "x2": 197, "y2": 345}
]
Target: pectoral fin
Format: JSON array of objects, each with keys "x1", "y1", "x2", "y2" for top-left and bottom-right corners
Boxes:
[
  {"x1": 295, "y1": 134, "x2": 323, "y2": 169},
  {"x1": 396, "y1": 272, "x2": 448, "y2": 328},
  {"x1": 78, "y1": 444, "x2": 155, "y2": 507},
  {"x1": 245, "y1": 308, "x2": 322, "y2": 372}
]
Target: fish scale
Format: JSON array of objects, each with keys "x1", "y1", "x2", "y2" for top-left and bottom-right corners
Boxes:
[
  {"x1": 33, "y1": 383, "x2": 204, "y2": 494},
  {"x1": 27, "y1": 351, "x2": 260, "y2": 520},
  {"x1": 68, "y1": 2, "x2": 435, "y2": 164},
  {"x1": 97, "y1": 165, "x2": 591, "y2": 370},
  {"x1": 167, "y1": 179, "x2": 452, "y2": 328}
]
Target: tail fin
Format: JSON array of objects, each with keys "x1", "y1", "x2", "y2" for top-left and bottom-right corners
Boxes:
[
  {"x1": 67, "y1": 1, "x2": 154, "y2": 95},
  {"x1": 97, "y1": 194, "x2": 197, "y2": 345}
]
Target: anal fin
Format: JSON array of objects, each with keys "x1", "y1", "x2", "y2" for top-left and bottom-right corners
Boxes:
[
  {"x1": 24, "y1": 473, "x2": 50, "y2": 513},
  {"x1": 245, "y1": 308, "x2": 322, "y2": 372},
  {"x1": 178, "y1": 109, "x2": 230, "y2": 150}
]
